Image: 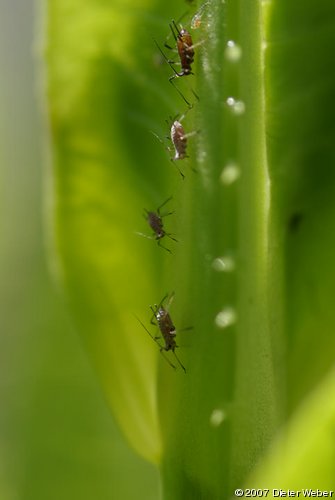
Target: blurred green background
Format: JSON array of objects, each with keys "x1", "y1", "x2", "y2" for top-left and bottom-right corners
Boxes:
[{"x1": 0, "y1": 1, "x2": 158, "y2": 498}]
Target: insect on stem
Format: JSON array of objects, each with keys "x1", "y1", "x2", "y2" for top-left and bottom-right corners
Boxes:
[
  {"x1": 152, "y1": 109, "x2": 199, "y2": 178},
  {"x1": 153, "y1": 18, "x2": 202, "y2": 108},
  {"x1": 136, "y1": 197, "x2": 177, "y2": 252},
  {"x1": 136, "y1": 293, "x2": 187, "y2": 373}
]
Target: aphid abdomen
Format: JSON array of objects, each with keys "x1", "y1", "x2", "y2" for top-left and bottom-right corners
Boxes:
[
  {"x1": 147, "y1": 211, "x2": 165, "y2": 239},
  {"x1": 146, "y1": 294, "x2": 186, "y2": 372},
  {"x1": 171, "y1": 120, "x2": 187, "y2": 160},
  {"x1": 156, "y1": 307, "x2": 177, "y2": 351},
  {"x1": 177, "y1": 29, "x2": 194, "y2": 73}
]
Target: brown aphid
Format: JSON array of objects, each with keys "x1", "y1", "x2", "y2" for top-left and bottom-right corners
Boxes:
[
  {"x1": 170, "y1": 114, "x2": 199, "y2": 173},
  {"x1": 150, "y1": 293, "x2": 186, "y2": 372},
  {"x1": 154, "y1": 20, "x2": 200, "y2": 107},
  {"x1": 170, "y1": 20, "x2": 195, "y2": 78},
  {"x1": 171, "y1": 120, "x2": 188, "y2": 161},
  {"x1": 136, "y1": 293, "x2": 190, "y2": 372},
  {"x1": 137, "y1": 197, "x2": 177, "y2": 253},
  {"x1": 146, "y1": 210, "x2": 165, "y2": 239}
]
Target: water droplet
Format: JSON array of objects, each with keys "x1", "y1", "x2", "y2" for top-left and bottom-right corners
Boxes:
[
  {"x1": 220, "y1": 162, "x2": 241, "y2": 185},
  {"x1": 215, "y1": 307, "x2": 237, "y2": 329},
  {"x1": 226, "y1": 97, "x2": 246, "y2": 116},
  {"x1": 224, "y1": 40, "x2": 242, "y2": 62},
  {"x1": 212, "y1": 255, "x2": 236, "y2": 273},
  {"x1": 210, "y1": 408, "x2": 226, "y2": 427}
]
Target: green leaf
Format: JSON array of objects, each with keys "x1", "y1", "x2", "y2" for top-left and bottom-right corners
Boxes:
[
  {"x1": 45, "y1": 0, "x2": 335, "y2": 495},
  {"x1": 247, "y1": 368, "x2": 335, "y2": 491},
  {"x1": 264, "y1": 0, "x2": 335, "y2": 413},
  {"x1": 44, "y1": 0, "x2": 173, "y2": 463}
]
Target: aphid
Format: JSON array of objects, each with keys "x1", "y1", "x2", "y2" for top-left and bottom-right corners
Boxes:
[
  {"x1": 137, "y1": 293, "x2": 186, "y2": 372},
  {"x1": 152, "y1": 112, "x2": 199, "y2": 179},
  {"x1": 154, "y1": 20, "x2": 202, "y2": 106},
  {"x1": 171, "y1": 119, "x2": 191, "y2": 161},
  {"x1": 136, "y1": 197, "x2": 177, "y2": 253},
  {"x1": 167, "y1": 20, "x2": 195, "y2": 79}
]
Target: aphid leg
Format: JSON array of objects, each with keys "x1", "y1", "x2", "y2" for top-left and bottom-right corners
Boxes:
[
  {"x1": 164, "y1": 41, "x2": 177, "y2": 52},
  {"x1": 157, "y1": 239, "x2": 172, "y2": 254},
  {"x1": 157, "y1": 195, "x2": 173, "y2": 212},
  {"x1": 160, "y1": 209, "x2": 175, "y2": 218},
  {"x1": 166, "y1": 232, "x2": 178, "y2": 243},
  {"x1": 178, "y1": 325, "x2": 194, "y2": 332},
  {"x1": 154, "y1": 39, "x2": 178, "y2": 69},
  {"x1": 154, "y1": 40, "x2": 193, "y2": 108},
  {"x1": 182, "y1": 130, "x2": 200, "y2": 140},
  {"x1": 135, "y1": 315, "x2": 177, "y2": 370},
  {"x1": 188, "y1": 40, "x2": 205, "y2": 51},
  {"x1": 172, "y1": 348, "x2": 186, "y2": 373},
  {"x1": 160, "y1": 347, "x2": 177, "y2": 370},
  {"x1": 151, "y1": 131, "x2": 173, "y2": 156},
  {"x1": 170, "y1": 157, "x2": 185, "y2": 180},
  {"x1": 154, "y1": 39, "x2": 179, "y2": 72},
  {"x1": 169, "y1": 75, "x2": 193, "y2": 108},
  {"x1": 164, "y1": 11, "x2": 189, "y2": 48},
  {"x1": 156, "y1": 196, "x2": 175, "y2": 219},
  {"x1": 136, "y1": 315, "x2": 167, "y2": 352},
  {"x1": 192, "y1": 88, "x2": 200, "y2": 102}
]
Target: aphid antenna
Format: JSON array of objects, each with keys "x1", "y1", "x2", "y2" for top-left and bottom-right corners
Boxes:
[
  {"x1": 166, "y1": 115, "x2": 178, "y2": 127},
  {"x1": 164, "y1": 11, "x2": 190, "y2": 47},
  {"x1": 168, "y1": 104, "x2": 193, "y2": 127},
  {"x1": 171, "y1": 19, "x2": 205, "y2": 52},
  {"x1": 150, "y1": 292, "x2": 172, "y2": 322},
  {"x1": 171, "y1": 19, "x2": 182, "y2": 38},
  {"x1": 135, "y1": 231, "x2": 155, "y2": 241},
  {"x1": 134, "y1": 314, "x2": 177, "y2": 370}
]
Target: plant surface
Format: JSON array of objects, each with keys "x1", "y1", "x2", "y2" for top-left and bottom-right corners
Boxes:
[{"x1": 45, "y1": 0, "x2": 335, "y2": 497}]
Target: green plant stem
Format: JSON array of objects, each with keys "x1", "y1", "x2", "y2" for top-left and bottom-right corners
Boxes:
[{"x1": 230, "y1": 0, "x2": 284, "y2": 488}]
